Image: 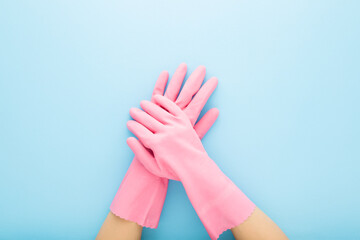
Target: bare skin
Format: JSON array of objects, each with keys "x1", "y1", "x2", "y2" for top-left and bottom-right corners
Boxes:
[
  {"x1": 97, "y1": 207, "x2": 287, "y2": 240},
  {"x1": 96, "y1": 212, "x2": 142, "y2": 240},
  {"x1": 231, "y1": 207, "x2": 288, "y2": 240}
]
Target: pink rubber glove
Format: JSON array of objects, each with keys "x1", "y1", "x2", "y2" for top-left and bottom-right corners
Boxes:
[
  {"x1": 127, "y1": 95, "x2": 256, "y2": 240},
  {"x1": 110, "y1": 63, "x2": 219, "y2": 228}
]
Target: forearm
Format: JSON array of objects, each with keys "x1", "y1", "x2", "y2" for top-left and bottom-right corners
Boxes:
[
  {"x1": 231, "y1": 207, "x2": 288, "y2": 240},
  {"x1": 96, "y1": 212, "x2": 142, "y2": 240}
]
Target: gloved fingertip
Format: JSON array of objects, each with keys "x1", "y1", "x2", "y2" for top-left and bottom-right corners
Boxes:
[
  {"x1": 126, "y1": 137, "x2": 137, "y2": 147},
  {"x1": 126, "y1": 120, "x2": 135, "y2": 129},
  {"x1": 127, "y1": 137, "x2": 143, "y2": 153},
  {"x1": 197, "y1": 65, "x2": 206, "y2": 73},
  {"x1": 140, "y1": 100, "x2": 150, "y2": 108},
  {"x1": 153, "y1": 94, "x2": 164, "y2": 102},
  {"x1": 129, "y1": 107, "x2": 137, "y2": 116},
  {"x1": 178, "y1": 62, "x2": 187, "y2": 69},
  {"x1": 161, "y1": 70, "x2": 169, "y2": 76},
  {"x1": 209, "y1": 76, "x2": 218, "y2": 86},
  {"x1": 210, "y1": 108, "x2": 220, "y2": 117}
]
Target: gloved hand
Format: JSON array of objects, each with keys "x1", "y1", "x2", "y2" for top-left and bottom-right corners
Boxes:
[
  {"x1": 127, "y1": 95, "x2": 256, "y2": 240},
  {"x1": 110, "y1": 63, "x2": 219, "y2": 228}
]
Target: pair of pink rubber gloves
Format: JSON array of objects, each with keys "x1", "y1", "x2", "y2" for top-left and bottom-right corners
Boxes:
[{"x1": 110, "y1": 64, "x2": 255, "y2": 240}]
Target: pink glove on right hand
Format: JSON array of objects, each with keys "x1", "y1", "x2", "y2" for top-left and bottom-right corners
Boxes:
[{"x1": 127, "y1": 95, "x2": 256, "y2": 240}]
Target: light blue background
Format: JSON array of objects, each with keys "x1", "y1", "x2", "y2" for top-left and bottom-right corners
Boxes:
[{"x1": 1, "y1": 1, "x2": 359, "y2": 239}]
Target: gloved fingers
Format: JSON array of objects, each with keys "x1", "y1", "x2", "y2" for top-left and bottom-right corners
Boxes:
[
  {"x1": 184, "y1": 77, "x2": 218, "y2": 125},
  {"x1": 164, "y1": 63, "x2": 187, "y2": 101},
  {"x1": 127, "y1": 137, "x2": 153, "y2": 163},
  {"x1": 130, "y1": 107, "x2": 163, "y2": 133},
  {"x1": 127, "y1": 120, "x2": 153, "y2": 147},
  {"x1": 175, "y1": 65, "x2": 206, "y2": 109},
  {"x1": 194, "y1": 108, "x2": 219, "y2": 139},
  {"x1": 153, "y1": 95, "x2": 183, "y2": 117},
  {"x1": 126, "y1": 137, "x2": 162, "y2": 176},
  {"x1": 151, "y1": 70, "x2": 169, "y2": 101},
  {"x1": 140, "y1": 100, "x2": 172, "y2": 123}
]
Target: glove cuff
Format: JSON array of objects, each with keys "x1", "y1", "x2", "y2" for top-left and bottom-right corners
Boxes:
[
  {"x1": 200, "y1": 183, "x2": 256, "y2": 240},
  {"x1": 110, "y1": 158, "x2": 168, "y2": 228},
  {"x1": 179, "y1": 155, "x2": 256, "y2": 240}
]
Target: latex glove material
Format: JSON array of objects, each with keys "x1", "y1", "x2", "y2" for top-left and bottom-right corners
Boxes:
[
  {"x1": 110, "y1": 63, "x2": 219, "y2": 228},
  {"x1": 127, "y1": 95, "x2": 255, "y2": 239}
]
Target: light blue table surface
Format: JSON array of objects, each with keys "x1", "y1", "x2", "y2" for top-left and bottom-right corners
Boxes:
[{"x1": 1, "y1": 1, "x2": 359, "y2": 239}]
